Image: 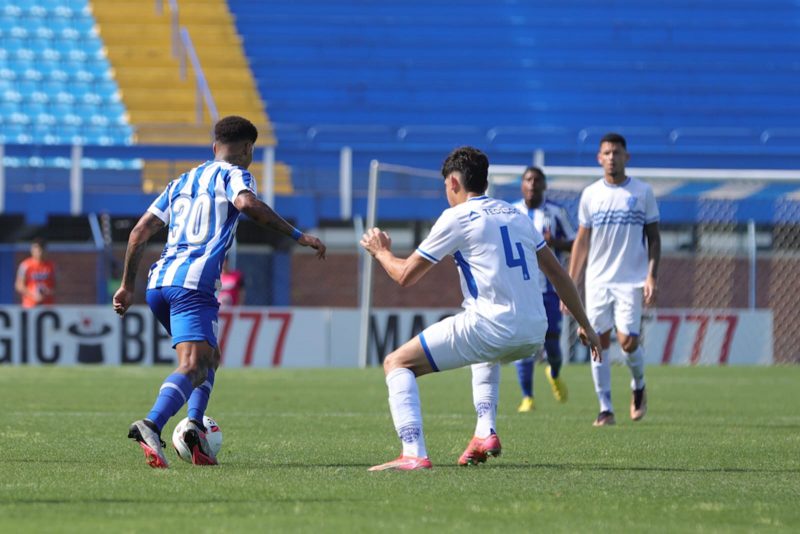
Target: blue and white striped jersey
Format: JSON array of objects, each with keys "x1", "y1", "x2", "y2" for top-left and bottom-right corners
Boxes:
[
  {"x1": 146, "y1": 160, "x2": 256, "y2": 296},
  {"x1": 513, "y1": 198, "x2": 576, "y2": 294}
]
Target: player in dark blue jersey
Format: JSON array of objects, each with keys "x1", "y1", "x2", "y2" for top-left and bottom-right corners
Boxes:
[
  {"x1": 512, "y1": 166, "x2": 575, "y2": 411},
  {"x1": 113, "y1": 116, "x2": 326, "y2": 468}
]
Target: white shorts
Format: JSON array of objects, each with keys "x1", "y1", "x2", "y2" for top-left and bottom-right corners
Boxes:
[
  {"x1": 419, "y1": 312, "x2": 542, "y2": 372},
  {"x1": 585, "y1": 284, "x2": 643, "y2": 337}
]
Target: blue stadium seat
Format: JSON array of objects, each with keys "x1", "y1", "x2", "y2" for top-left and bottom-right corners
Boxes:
[
  {"x1": 0, "y1": 0, "x2": 133, "y2": 149},
  {"x1": 228, "y1": 0, "x2": 800, "y2": 178}
]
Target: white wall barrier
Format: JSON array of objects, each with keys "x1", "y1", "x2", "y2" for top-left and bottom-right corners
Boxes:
[{"x1": 0, "y1": 306, "x2": 772, "y2": 366}]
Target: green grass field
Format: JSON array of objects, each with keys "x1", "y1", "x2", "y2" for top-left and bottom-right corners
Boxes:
[{"x1": 0, "y1": 364, "x2": 798, "y2": 533}]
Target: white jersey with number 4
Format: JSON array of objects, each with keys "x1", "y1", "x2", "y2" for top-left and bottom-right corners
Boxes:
[
  {"x1": 578, "y1": 176, "x2": 659, "y2": 287},
  {"x1": 416, "y1": 195, "x2": 548, "y2": 347}
]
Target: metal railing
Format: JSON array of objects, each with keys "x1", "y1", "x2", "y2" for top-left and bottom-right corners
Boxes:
[
  {"x1": 155, "y1": 0, "x2": 219, "y2": 125},
  {"x1": 179, "y1": 27, "x2": 219, "y2": 124}
]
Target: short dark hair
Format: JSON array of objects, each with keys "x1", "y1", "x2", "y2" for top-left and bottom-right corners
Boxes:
[
  {"x1": 32, "y1": 237, "x2": 46, "y2": 248},
  {"x1": 441, "y1": 146, "x2": 489, "y2": 194},
  {"x1": 214, "y1": 116, "x2": 258, "y2": 145},
  {"x1": 523, "y1": 166, "x2": 545, "y2": 180},
  {"x1": 600, "y1": 132, "x2": 627, "y2": 149}
]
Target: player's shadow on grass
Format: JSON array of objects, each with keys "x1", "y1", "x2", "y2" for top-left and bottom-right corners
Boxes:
[
  {"x1": 477, "y1": 462, "x2": 800, "y2": 474},
  {"x1": 214, "y1": 461, "x2": 800, "y2": 474},
  {"x1": 6, "y1": 497, "x2": 370, "y2": 505}
]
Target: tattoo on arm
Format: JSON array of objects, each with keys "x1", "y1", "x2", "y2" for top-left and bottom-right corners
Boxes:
[
  {"x1": 122, "y1": 214, "x2": 165, "y2": 289},
  {"x1": 236, "y1": 191, "x2": 297, "y2": 238},
  {"x1": 122, "y1": 243, "x2": 145, "y2": 288}
]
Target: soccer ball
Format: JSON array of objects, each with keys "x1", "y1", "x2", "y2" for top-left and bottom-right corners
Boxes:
[{"x1": 171, "y1": 415, "x2": 223, "y2": 463}]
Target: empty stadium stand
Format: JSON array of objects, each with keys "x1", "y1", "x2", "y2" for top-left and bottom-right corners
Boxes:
[
  {"x1": 91, "y1": 0, "x2": 292, "y2": 194},
  {"x1": 228, "y1": 0, "x2": 800, "y2": 173},
  {"x1": 0, "y1": 0, "x2": 132, "y2": 146}
]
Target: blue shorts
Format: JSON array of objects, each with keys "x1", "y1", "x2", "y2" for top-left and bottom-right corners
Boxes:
[
  {"x1": 146, "y1": 287, "x2": 220, "y2": 348},
  {"x1": 543, "y1": 291, "x2": 563, "y2": 336}
]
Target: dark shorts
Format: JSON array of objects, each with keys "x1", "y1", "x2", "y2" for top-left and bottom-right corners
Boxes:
[
  {"x1": 543, "y1": 291, "x2": 563, "y2": 336},
  {"x1": 146, "y1": 287, "x2": 220, "y2": 348}
]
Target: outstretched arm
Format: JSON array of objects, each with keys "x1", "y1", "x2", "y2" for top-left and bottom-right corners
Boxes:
[
  {"x1": 360, "y1": 227, "x2": 434, "y2": 287},
  {"x1": 113, "y1": 212, "x2": 165, "y2": 316},
  {"x1": 643, "y1": 221, "x2": 661, "y2": 306},
  {"x1": 234, "y1": 191, "x2": 326, "y2": 259},
  {"x1": 538, "y1": 246, "x2": 602, "y2": 361}
]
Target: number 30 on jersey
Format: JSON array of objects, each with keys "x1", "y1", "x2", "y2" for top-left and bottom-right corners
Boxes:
[{"x1": 168, "y1": 194, "x2": 213, "y2": 245}]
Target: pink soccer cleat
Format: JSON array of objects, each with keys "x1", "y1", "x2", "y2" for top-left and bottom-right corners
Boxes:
[
  {"x1": 368, "y1": 455, "x2": 433, "y2": 472},
  {"x1": 458, "y1": 433, "x2": 502, "y2": 466},
  {"x1": 183, "y1": 419, "x2": 218, "y2": 466}
]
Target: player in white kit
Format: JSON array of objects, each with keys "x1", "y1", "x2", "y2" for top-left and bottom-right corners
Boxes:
[
  {"x1": 568, "y1": 133, "x2": 661, "y2": 427},
  {"x1": 360, "y1": 146, "x2": 602, "y2": 471}
]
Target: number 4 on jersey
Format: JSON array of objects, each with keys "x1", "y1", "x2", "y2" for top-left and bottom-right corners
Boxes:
[{"x1": 500, "y1": 225, "x2": 530, "y2": 280}]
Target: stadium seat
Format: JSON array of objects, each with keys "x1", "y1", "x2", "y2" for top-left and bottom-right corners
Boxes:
[
  {"x1": 227, "y1": 0, "x2": 800, "y2": 180},
  {"x1": 0, "y1": 0, "x2": 132, "y2": 147}
]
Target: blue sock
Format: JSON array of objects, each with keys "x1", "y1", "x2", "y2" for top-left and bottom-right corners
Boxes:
[
  {"x1": 545, "y1": 337, "x2": 563, "y2": 378},
  {"x1": 187, "y1": 368, "x2": 215, "y2": 423},
  {"x1": 515, "y1": 357, "x2": 534, "y2": 398},
  {"x1": 146, "y1": 373, "x2": 194, "y2": 432}
]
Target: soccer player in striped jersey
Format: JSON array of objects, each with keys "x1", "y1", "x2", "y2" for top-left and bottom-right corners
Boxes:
[
  {"x1": 512, "y1": 166, "x2": 575, "y2": 411},
  {"x1": 360, "y1": 146, "x2": 601, "y2": 471},
  {"x1": 568, "y1": 133, "x2": 661, "y2": 427},
  {"x1": 113, "y1": 116, "x2": 326, "y2": 468}
]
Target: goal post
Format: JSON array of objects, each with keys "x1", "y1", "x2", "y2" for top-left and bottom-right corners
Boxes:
[{"x1": 358, "y1": 160, "x2": 444, "y2": 368}]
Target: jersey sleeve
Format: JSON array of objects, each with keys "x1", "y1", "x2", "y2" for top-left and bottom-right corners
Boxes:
[
  {"x1": 578, "y1": 189, "x2": 592, "y2": 228},
  {"x1": 147, "y1": 183, "x2": 172, "y2": 223},
  {"x1": 526, "y1": 217, "x2": 547, "y2": 251},
  {"x1": 226, "y1": 168, "x2": 257, "y2": 203},
  {"x1": 415, "y1": 209, "x2": 462, "y2": 264},
  {"x1": 644, "y1": 185, "x2": 660, "y2": 223}
]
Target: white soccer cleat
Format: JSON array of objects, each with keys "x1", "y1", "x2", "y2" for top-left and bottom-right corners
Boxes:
[{"x1": 128, "y1": 419, "x2": 169, "y2": 469}]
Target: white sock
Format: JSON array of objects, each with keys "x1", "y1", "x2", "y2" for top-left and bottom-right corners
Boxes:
[
  {"x1": 472, "y1": 362, "x2": 500, "y2": 438},
  {"x1": 624, "y1": 346, "x2": 646, "y2": 390},
  {"x1": 591, "y1": 349, "x2": 614, "y2": 413},
  {"x1": 386, "y1": 368, "x2": 427, "y2": 458}
]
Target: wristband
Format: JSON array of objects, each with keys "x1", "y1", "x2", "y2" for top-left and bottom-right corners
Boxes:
[{"x1": 290, "y1": 228, "x2": 302, "y2": 241}]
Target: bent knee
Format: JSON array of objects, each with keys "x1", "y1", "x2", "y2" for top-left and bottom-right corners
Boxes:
[
  {"x1": 382, "y1": 353, "x2": 400, "y2": 374},
  {"x1": 620, "y1": 336, "x2": 640, "y2": 352}
]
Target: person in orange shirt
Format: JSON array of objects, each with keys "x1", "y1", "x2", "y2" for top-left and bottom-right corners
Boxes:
[{"x1": 15, "y1": 237, "x2": 57, "y2": 308}]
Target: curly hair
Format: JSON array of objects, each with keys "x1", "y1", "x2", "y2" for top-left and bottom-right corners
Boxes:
[
  {"x1": 441, "y1": 146, "x2": 489, "y2": 194},
  {"x1": 214, "y1": 115, "x2": 258, "y2": 144}
]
